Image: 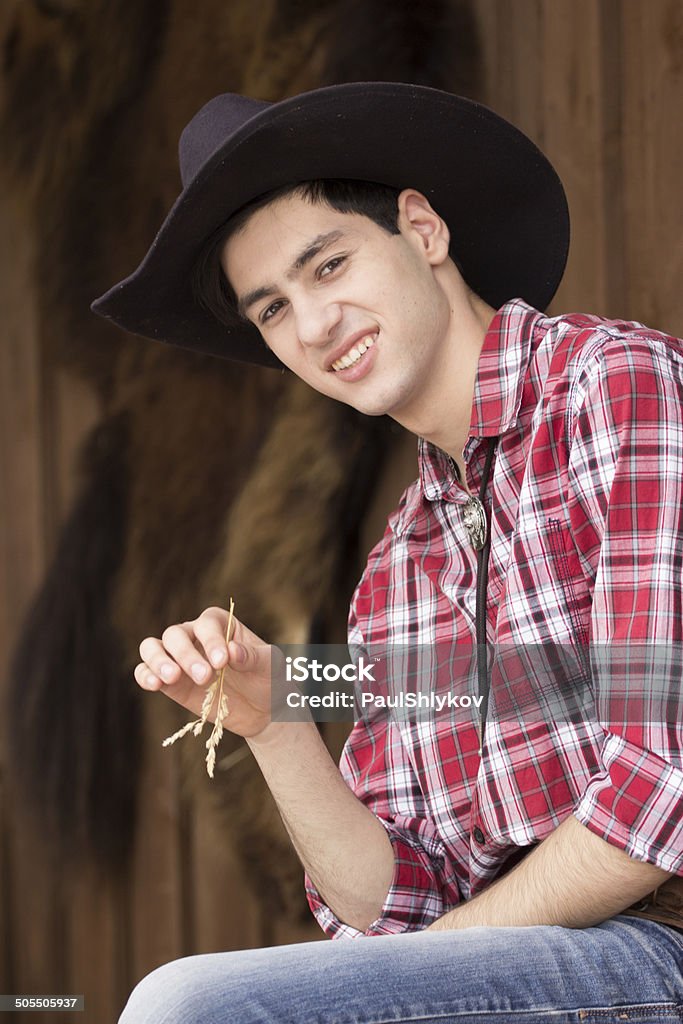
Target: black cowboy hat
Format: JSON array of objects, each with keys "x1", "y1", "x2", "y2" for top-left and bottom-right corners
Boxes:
[{"x1": 91, "y1": 82, "x2": 569, "y2": 369}]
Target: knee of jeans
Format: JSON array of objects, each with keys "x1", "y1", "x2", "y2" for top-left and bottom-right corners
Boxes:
[{"x1": 118, "y1": 958, "x2": 205, "y2": 1024}]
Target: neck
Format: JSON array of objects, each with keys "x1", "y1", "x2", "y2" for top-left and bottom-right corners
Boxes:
[{"x1": 394, "y1": 288, "x2": 496, "y2": 464}]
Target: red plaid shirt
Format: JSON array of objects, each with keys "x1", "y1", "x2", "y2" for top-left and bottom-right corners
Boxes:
[{"x1": 306, "y1": 298, "x2": 683, "y2": 937}]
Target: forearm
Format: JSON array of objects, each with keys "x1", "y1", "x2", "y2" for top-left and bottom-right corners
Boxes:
[
  {"x1": 430, "y1": 813, "x2": 672, "y2": 931},
  {"x1": 247, "y1": 720, "x2": 394, "y2": 931}
]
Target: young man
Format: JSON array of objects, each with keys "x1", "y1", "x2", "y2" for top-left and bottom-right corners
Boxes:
[{"x1": 93, "y1": 83, "x2": 683, "y2": 1022}]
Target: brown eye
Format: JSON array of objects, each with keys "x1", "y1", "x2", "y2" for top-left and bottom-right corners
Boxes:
[
  {"x1": 319, "y1": 256, "x2": 346, "y2": 278},
  {"x1": 261, "y1": 300, "x2": 286, "y2": 324}
]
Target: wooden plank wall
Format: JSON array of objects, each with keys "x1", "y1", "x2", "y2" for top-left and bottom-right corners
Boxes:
[
  {"x1": 1, "y1": 2, "x2": 682, "y2": 1021},
  {"x1": 473, "y1": 0, "x2": 683, "y2": 334}
]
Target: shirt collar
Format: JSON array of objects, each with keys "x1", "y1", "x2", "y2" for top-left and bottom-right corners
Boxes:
[
  {"x1": 418, "y1": 298, "x2": 543, "y2": 501},
  {"x1": 469, "y1": 297, "x2": 543, "y2": 437}
]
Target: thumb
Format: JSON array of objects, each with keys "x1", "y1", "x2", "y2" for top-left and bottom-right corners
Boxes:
[{"x1": 227, "y1": 639, "x2": 273, "y2": 676}]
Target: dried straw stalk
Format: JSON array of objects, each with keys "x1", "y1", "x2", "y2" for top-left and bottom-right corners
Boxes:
[{"x1": 162, "y1": 598, "x2": 235, "y2": 777}]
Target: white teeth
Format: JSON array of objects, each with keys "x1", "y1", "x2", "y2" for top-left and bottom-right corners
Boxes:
[{"x1": 332, "y1": 335, "x2": 376, "y2": 372}]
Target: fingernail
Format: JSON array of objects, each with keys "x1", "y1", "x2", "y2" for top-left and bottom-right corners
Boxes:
[
  {"x1": 231, "y1": 642, "x2": 246, "y2": 664},
  {"x1": 192, "y1": 663, "x2": 208, "y2": 682},
  {"x1": 210, "y1": 649, "x2": 225, "y2": 668},
  {"x1": 144, "y1": 673, "x2": 158, "y2": 689},
  {"x1": 160, "y1": 663, "x2": 175, "y2": 681}
]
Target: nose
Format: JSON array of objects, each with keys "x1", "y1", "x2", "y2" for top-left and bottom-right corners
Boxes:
[{"x1": 294, "y1": 293, "x2": 343, "y2": 349}]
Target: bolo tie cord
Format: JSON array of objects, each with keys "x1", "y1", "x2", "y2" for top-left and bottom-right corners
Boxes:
[{"x1": 475, "y1": 436, "x2": 498, "y2": 754}]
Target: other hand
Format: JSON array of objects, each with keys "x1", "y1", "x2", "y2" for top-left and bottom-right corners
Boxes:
[{"x1": 135, "y1": 606, "x2": 277, "y2": 738}]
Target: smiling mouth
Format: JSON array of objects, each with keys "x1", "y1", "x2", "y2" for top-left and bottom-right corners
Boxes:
[{"x1": 331, "y1": 334, "x2": 377, "y2": 372}]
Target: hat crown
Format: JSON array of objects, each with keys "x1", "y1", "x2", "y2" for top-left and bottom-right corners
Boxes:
[{"x1": 178, "y1": 93, "x2": 271, "y2": 187}]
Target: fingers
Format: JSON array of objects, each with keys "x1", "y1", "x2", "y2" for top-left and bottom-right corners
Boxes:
[
  {"x1": 135, "y1": 607, "x2": 271, "y2": 699},
  {"x1": 134, "y1": 660, "x2": 163, "y2": 691},
  {"x1": 138, "y1": 607, "x2": 228, "y2": 690},
  {"x1": 191, "y1": 609, "x2": 269, "y2": 677},
  {"x1": 162, "y1": 622, "x2": 216, "y2": 683},
  {"x1": 193, "y1": 607, "x2": 232, "y2": 673}
]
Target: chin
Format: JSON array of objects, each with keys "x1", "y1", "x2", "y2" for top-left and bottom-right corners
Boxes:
[
  {"x1": 352, "y1": 403, "x2": 389, "y2": 418},
  {"x1": 342, "y1": 388, "x2": 399, "y2": 418}
]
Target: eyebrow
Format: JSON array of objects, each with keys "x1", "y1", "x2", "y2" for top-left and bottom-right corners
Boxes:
[{"x1": 236, "y1": 229, "x2": 346, "y2": 320}]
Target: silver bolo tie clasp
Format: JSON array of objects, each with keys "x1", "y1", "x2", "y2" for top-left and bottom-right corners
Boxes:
[{"x1": 463, "y1": 496, "x2": 488, "y2": 551}]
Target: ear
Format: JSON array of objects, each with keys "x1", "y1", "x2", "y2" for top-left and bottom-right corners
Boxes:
[{"x1": 397, "y1": 189, "x2": 451, "y2": 266}]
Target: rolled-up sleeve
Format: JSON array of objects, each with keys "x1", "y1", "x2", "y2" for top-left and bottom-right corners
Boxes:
[
  {"x1": 566, "y1": 334, "x2": 683, "y2": 874},
  {"x1": 574, "y1": 733, "x2": 683, "y2": 873},
  {"x1": 305, "y1": 704, "x2": 461, "y2": 937}
]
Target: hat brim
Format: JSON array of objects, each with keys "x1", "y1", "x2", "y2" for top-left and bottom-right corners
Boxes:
[{"x1": 91, "y1": 82, "x2": 569, "y2": 369}]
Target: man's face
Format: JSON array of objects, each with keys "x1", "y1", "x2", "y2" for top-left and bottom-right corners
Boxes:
[{"x1": 221, "y1": 191, "x2": 455, "y2": 422}]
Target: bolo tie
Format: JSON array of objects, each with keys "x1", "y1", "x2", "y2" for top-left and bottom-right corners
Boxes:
[{"x1": 456, "y1": 436, "x2": 499, "y2": 755}]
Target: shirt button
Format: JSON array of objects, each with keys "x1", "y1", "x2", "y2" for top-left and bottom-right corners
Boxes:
[{"x1": 473, "y1": 827, "x2": 486, "y2": 844}]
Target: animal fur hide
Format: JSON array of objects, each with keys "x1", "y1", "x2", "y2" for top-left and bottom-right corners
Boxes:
[{"x1": 2, "y1": 0, "x2": 481, "y2": 917}]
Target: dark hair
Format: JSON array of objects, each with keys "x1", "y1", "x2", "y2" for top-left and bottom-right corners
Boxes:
[{"x1": 193, "y1": 179, "x2": 402, "y2": 330}]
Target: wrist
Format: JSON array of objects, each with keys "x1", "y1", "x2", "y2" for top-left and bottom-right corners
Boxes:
[{"x1": 246, "y1": 716, "x2": 318, "y2": 755}]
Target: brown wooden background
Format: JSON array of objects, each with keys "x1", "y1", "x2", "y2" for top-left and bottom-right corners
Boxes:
[{"x1": 1, "y1": 1, "x2": 682, "y2": 1021}]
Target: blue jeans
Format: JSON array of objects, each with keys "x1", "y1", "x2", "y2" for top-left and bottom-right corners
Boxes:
[{"x1": 119, "y1": 916, "x2": 683, "y2": 1023}]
